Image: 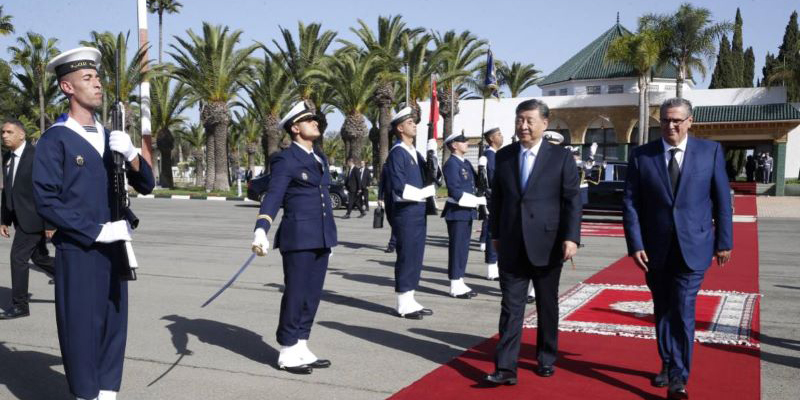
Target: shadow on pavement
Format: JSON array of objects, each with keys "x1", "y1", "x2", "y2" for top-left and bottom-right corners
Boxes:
[
  {"x1": 160, "y1": 315, "x2": 278, "y2": 367},
  {"x1": 0, "y1": 342, "x2": 70, "y2": 400}
]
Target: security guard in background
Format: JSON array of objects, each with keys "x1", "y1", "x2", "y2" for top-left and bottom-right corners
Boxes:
[
  {"x1": 480, "y1": 127, "x2": 502, "y2": 281},
  {"x1": 33, "y1": 47, "x2": 155, "y2": 400},
  {"x1": 384, "y1": 107, "x2": 436, "y2": 319},
  {"x1": 442, "y1": 132, "x2": 485, "y2": 298},
  {"x1": 251, "y1": 101, "x2": 337, "y2": 374}
]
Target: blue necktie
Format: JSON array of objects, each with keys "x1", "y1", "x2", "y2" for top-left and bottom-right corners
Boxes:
[{"x1": 520, "y1": 150, "x2": 533, "y2": 190}]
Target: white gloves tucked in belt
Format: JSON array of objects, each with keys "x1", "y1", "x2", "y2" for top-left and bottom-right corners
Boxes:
[
  {"x1": 252, "y1": 228, "x2": 269, "y2": 256},
  {"x1": 96, "y1": 220, "x2": 133, "y2": 243},
  {"x1": 478, "y1": 156, "x2": 488, "y2": 167},
  {"x1": 109, "y1": 130, "x2": 138, "y2": 162}
]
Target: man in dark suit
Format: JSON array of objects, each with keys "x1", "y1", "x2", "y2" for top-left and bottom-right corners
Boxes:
[
  {"x1": 251, "y1": 101, "x2": 337, "y2": 374},
  {"x1": 484, "y1": 99, "x2": 581, "y2": 385},
  {"x1": 359, "y1": 160, "x2": 371, "y2": 214},
  {"x1": 343, "y1": 158, "x2": 363, "y2": 218},
  {"x1": 623, "y1": 98, "x2": 733, "y2": 399},
  {"x1": 479, "y1": 127, "x2": 502, "y2": 281},
  {"x1": 0, "y1": 119, "x2": 55, "y2": 319}
]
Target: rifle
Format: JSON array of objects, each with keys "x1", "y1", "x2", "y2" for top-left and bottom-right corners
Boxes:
[
  {"x1": 110, "y1": 49, "x2": 139, "y2": 281},
  {"x1": 475, "y1": 132, "x2": 489, "y2": 220},
  {"x1": 424, "y1": 115, "x2": 440, "y2": 215}
]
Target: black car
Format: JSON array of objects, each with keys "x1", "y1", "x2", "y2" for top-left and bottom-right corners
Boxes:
[
  {"x1": 582, "y1": 161, "x2": 628, "y2": 212},
  {"x1": 246, "y1": 173, "x2": 351, "y2": 209}
]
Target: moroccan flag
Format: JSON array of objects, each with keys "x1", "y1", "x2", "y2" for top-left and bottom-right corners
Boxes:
[
  {"x1": 429, "y1": 79, "x2": 439, "y2": 139},
  {"x1": 485, "y1": 48, "x2": 499, "y2": 99}
]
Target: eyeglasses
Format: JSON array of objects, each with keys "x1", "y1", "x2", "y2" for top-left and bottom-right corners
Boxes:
[{"x1": 660, "y1": 117, "x2": 689, "y2": 126}]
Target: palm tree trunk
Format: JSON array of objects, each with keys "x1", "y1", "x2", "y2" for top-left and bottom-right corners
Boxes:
[
  {"x1": 38, "y1": 80, "x2": 45, "y2": 135},
  {"x1": 676, "y1": 62, "x2": 686, "y2": 98},
  {"x1": 158, "y1": 10, "x2": 164, "y2": 64},
  {"x1": 638, "y1": 75, "x2": 647, "y2": 146},
  {"x1": 262, "y1": 114, "x2": 282, "y2": 173},
  {"x1": 157, "y1": 128, "x2": 175, "y2": 188},
  {"x1": 213, "y1": 115, "x2": 230, "y2": 191},
  {"x1": 192, "y1": 149, "x2": 204, "y2": 187},
  {"x1": 438, "y1": 86, "x2": 458, "y2": 163},
  {"x1": 341, "y1": 113, "x2": 367, "y2": 163},
  {"x1": 204, "y1": 128, "x2": 215, "y2": 190}
]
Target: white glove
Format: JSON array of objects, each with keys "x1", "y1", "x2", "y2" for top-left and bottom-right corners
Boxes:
[
  {"x1": 251, "y1": 228, "x2": 269, "y2": 256},
  {"x1": 96, "y1": 220, "x2": 133, "y2": 243},
  {"x1": 109, "y1": 130, "x2": 138, "y2": 162},
  {"x1": 475, "y1": 196, "x2": 487, "y2": 206},
  {"x1": 478, "y1": 156, "x2": 488, "y2": 167},
  {"x1": 427, "y1": 139, "x2": 438, "y2": 153}
]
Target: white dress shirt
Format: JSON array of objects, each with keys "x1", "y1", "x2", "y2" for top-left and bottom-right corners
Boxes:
[
  {"x1": 6, "y1": 140, "x2": 25, "y2": 186},
  {"x1": 662, "y1": 136, "x2": 687, "y2": 170}
]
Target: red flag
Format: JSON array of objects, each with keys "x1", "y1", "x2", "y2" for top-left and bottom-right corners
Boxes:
[{"x1": 429, "y1": 80, "x2": 439, "y2": 140}]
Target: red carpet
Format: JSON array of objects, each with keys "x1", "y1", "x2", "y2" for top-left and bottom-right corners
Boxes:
[
  {"x1": 390, "y1": 196, "x2": 761, "y2": 400},
  {"x1": 581, "y1": 222, "x2": 625, "y2": 238}
]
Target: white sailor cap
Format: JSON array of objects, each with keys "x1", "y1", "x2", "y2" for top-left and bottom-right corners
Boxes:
[
  {"x1": 279, "y1": 101, "x2": 317, "y2": 133},
  {"x1": 46, "y1": 47, "x2": 101, "y2": 79},
  {"x1": 543, "y1": 131, "x2": 564, "y2": 144},
  {"x1": 483, "y1": 127, "x2": 500, "y2": 137},
  {"x1": 445, "y1": 132, "x2": 468, "y2": 145},
  {"x1": 390, "y1": 107, "x2": 414, "y2": 127}
]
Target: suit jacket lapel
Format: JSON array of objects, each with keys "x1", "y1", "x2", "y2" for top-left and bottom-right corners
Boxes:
[
  {"x1": 523, "y1": 140, "x2": 551, "y2": 196},
  {"x1": 509, "y1": 142, "x2": 522, "y2": 195},
  {"x1": 653, "y1": 142, "x2": 674, "y2": 202},
  {"x1": 674, "y1": 136, "x2": 696, "y2": 200}
]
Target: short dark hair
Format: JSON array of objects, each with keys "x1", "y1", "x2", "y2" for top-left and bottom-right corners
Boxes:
[
  {"x1": 2, "y1": 118, "x2": 26, "y2": 134},
  {"x1": 515, "y1": 99, "x2": 550, "y2": 119},
  {"x1": 660, "y1": 98, "x2": 693, "y2": 117}
]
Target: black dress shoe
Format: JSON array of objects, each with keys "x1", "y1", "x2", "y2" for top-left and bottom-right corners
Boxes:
[
  {"x1": 667, "y1": 382, "x2": 688, "y2": 399},
  {"x1": 397, "y1": 310, "x2": 424, "y2": 319},
  {"x1": 280, "y1": 364, "x2": 313, "y2": 374},
  {"x1": 384, "y1": 246, "x2": 395, "y2": 253},
  {"x1": 359, "y1": 213, "x2": 366, "y2": 218},
  {"x1": 451, "y1": 291, "x2": 477, "y2": 299},
  {"x1": 308, "y1": 359, "x2": 331, "y2": 368},
  {"x1": 526, "y1": 296, "x2": 535, "y2": 304},
  {"x1": 343, "y1": 214, "x2": 351, "y2": 219},
  {"x1": 536, "y1": 365, "x2": 555, "y2": 377},
  {"x1": 48, "y1": 279, "x2": 55, "y2": 285},
  {"x1": 418, "y1": 308, "x2": 433, "y2": 316},
  {"x1": 484, "y1": 370, "x2": 517, "y2": 385},
  {"x1": 652, "y1": 364, "x2": 669, "y2": 387},
  {"x1": 0, "y1": 306, "x2": 30, "y2": 320}
]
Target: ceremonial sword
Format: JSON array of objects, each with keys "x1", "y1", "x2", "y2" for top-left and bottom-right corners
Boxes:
[{"x1": 201, "y1": 253, "x2": 257, "y2": 308}]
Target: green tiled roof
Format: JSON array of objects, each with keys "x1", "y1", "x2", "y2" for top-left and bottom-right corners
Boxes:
[
  {"x1": 539, "y1": 23, "x2": 678, "y2": 86},
  {"x1": 693, "y1": 104, "x2": 800, "y2": 123}
]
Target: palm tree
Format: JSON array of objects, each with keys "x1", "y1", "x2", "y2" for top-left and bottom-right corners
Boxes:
[
  {"x1": 81, "y1": 31, "x2": 154, "y2": 128},
  {"x1": 8, "y1": 32, "x2": 59, "y2": 135},
  {"x1": 641, "y1": 3, "x2": 732, "y2": 98},
  {"x1": 146, "y1": 0, "x2": 183, "y2": 64},
  {"x1": 150, "y1": 74, "x2": 190, "y2": 188},
  {"x1": 231, "y1": 110, "x2": 262, "y2": 174},
  {"x1": 272, "y1": 22, "x2": 337, "y2": 121},
  {"x1": 432, "y1": 30, "x2": 487, "y2": 160},
  {"x1": 0, "y1": 6, "x2": 14, "y2": 35},
  {"x1": 5, "y1": 67, "x2": 62, "y2": 137},
  {"x1": 238, "y1": 53, "x2": 291, "y2": 172},
  {"x1": 169, "y1": 23, "x2": 257, "y2": 191},
  {"x1": 342, "y1": 15, "x2": 424, "y2": 176},
  {"x1": 499, "y1": 61, "x2": 541, "y2": 98},
  {"x1": 403, "y1": 33, "x2": 442, "y2": 122},
  {"x1": 307, "y1": 49, "x2": 381, "y2": 163},
  {"x1": 606, "y1": 29, "x2": 662, "y2": 146},
  {"x1": 180, "y1": 122, "x2": 206, "y2": 187}
]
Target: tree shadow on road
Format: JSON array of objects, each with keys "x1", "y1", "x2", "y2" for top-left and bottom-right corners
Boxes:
[
  {"x1": 263, "y1": 283, "x2": 397, "y2": 317},
  {"x1": 0, "y1": 342, "x2": 70, "y2": 400}
]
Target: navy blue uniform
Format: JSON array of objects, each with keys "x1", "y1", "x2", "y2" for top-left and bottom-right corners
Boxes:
[
  {"x1": 384, "y1": 142, "x2": 429, "y2": 293},
  {"x1": 480, "y1": 148, "x2": 498, "y2": 264},
  {"x1": 32, "y1": 119, "x2": 154, "y2": 399},
  {"x1": 377, "y1": 163, "x2": 396, "y2": 248},
  {"x1": 255, "y1": 143, "x2": 337, "y2": 346},
  {"x1": 441, "y1": 156, "x2": 478, "y2": 280}
]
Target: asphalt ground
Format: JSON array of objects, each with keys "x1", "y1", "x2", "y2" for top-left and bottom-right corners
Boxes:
[{"x1": 0, "y1": 198, "x2": 797, "y2": 399}]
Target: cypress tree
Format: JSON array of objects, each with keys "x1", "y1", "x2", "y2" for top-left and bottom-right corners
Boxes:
[
  {"x1": 710, "y1": 35, "x2": 733, "y2": 89},
  {"x1": 730, "y1": 8, "x2": 745, "y2": 87},
  {"x1": 743, "y1": 47, "x2": 755, "y2": 87},
  {"x1": 766, "y1": 11, "x2": 800, "y2": 100}
]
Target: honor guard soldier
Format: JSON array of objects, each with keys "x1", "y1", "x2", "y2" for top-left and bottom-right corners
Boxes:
[
  {"x1": 32, "y1": 47, "x2": 155, "y2": 400},
  {"x1": 384, "y1": 107, "x2": 436, "y2": 319},
  {"x1": 250, "y1": 101, "x2": 337, "y2": 374},
  {"x1": 442, "y1": 132, "x2": 485, "y2": 298},
  {"x1": 480, "y1": 127, "x2": 502, "y2": 281}
]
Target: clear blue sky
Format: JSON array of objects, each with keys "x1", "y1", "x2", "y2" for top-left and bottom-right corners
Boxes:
[{"x1": 1, "y1": 0, "x2": 797, "y2": 129}]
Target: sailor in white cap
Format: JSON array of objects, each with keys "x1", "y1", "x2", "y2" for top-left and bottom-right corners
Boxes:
[
  {"x1": 251, "y1": 100, "x2": 337, "y2": 374},
  {"x1": 441, "y1": 132, "x2": 485, "y2": 298},
  {"x1": 543, "y1": 131, "x2": 564, "y2": 145},
  {"x1": 33, "y1": 47, "x2": 155, "y2": 400},
  {"x1": 480, "y1": 127, "x2": 503, "y2": 280},
  {"x1": 383, "y1": 107, "x2": 436, "y2": 319}
]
